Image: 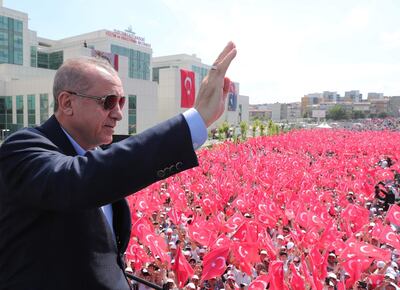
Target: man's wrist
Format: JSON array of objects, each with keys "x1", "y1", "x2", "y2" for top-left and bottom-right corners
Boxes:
[{"x1": 182, "y1": 108, "x2": 207, "y2": 150}]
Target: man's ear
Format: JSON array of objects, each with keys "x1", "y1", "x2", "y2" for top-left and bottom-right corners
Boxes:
[{"x1": 57, "y1": 91, "x2": 74, "y2": 116}]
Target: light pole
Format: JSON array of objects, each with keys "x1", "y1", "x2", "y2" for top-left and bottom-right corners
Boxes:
[{"x1": 1, "y1": 129, "x2": 10, "y2": 141}]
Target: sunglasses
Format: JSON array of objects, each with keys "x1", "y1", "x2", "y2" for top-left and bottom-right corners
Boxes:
[{"x1": 66, "y1": 91, "x2": 125, "y2": 110}]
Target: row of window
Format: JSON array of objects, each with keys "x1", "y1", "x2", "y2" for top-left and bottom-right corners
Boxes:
[
  {"x1": 0, "y1": 94, "x2": 137, "y2": 136},
  {"x1": 111, "y1": 45, "x2": 150, "y2": 80},
  {"x1": 37, "y1": 51, "x2": 63, "y2": 70},
  {"x1": 0, "y1": 94, "x2": 49, "y2": 133},
  {"x1": 0, "y1": 16, "x2": 23, "y2": 65}
]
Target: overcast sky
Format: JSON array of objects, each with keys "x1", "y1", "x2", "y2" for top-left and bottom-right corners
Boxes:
[{"x1": 5, "y1": 0, "x2": 400, "y2": 104}]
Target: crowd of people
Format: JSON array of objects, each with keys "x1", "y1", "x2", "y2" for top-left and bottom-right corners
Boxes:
[{"x1": 122, "y1": 129, "x2": 400, "y2": 290}]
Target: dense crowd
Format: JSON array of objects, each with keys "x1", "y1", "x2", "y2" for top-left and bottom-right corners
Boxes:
[{"x1": 124, "y1": 129, "x2": 400, "y2": 290}]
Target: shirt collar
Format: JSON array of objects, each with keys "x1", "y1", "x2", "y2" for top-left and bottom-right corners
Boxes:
[{"x1": 61, "y1": 127, "x2": 89, "y2": 156}]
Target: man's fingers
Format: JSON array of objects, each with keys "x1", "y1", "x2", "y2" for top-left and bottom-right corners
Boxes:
[
  {"x1": 214, "y1": 41, "x2": 236, "y2": 65},
  {"x1": 212, "y1": 42, "x2": 237, "y2": 74},
  {"x1": 218, "y1": 48, "x2": 237, "y2": 75}
]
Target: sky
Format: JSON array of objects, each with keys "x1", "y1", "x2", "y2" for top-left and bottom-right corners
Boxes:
[{"x1": 5, "y1": 0, "x2": 400, "y2": 104}]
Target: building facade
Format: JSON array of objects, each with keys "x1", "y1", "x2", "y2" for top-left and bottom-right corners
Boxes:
[{"x1": 0, "y1": 2, "x2": 249, "y2": 139}]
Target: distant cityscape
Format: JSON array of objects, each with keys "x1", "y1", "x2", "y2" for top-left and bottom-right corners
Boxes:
[{"x1": 249, "y1": 90, "x2": 400, "y2": 122}]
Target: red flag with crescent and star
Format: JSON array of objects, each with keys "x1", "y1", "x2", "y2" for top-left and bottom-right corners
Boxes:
[
  {"x1": 386, "y1": 204, "x2": 400, "y2": 226},
  {"x1": 180, "y1": 69, "x2": 195, "y2": 108},
  {"x1": 171, "y1": 247, "x2": 194, "y2": 288},
  {"x1": 201, "y1": 246, "x2": 229, "y2": 281}
]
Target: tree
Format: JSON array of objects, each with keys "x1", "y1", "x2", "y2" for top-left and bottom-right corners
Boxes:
[
  {"x1": 327, "y1": 105, "x2": 348, "y2": 120},
  {"x1": 352, "y1": 110, "x2": 366, "y2": 119},
  {"x1": 217, "y1": 121, "x2": 230, "y2": 140},
  {"x1": 259, "y1": 122, "x2": 266, "y2": 136},
  {"x1": 239, "y1": 121, "x2": 248, "y2": 141},
  {"x1": 252, "y1": 119, "x2": 260, "y2": 137}
]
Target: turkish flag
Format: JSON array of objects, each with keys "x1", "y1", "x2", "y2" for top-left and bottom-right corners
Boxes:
[
  {"x1": 224, "y1": 211, "x2": 245, "y2": 233},
  {"x1": 386, "y1": 204, "x2": 400, "y2": 226},
  {"x1": 289, "y1": 263, "x2": 305, "y2": 290},
  {"x1": 379, "y1": 225, "x2": 400, "y2": 249},
  {"x1": 232, "y1": 242, "x2": 259, "y2": 265},
  {"x1": 201, "y1": 246, "x2": 229, "y2": 281},
  {"x1": 171, "y1": 247, "x2": 194, "y2": 288},
  {"x1": 248, "y1": 274, "x2": 270, "y2": 290},
  {"x1": 125, "y1": 241, "x2": 151, "y2": 271},
  {"x1": 342, "y1": 257, "x2": 372, "y2": 286},
  {"x1": 267, "y1": 261, "x2": 287, "y2": 290},
  {"x1": 367, "y1": 274, "x2": 385, "y2": 288},
  {"x1": 210, "y1": 234, "x2": 231, "y2": 250},
  {"x1": 180, "y1": 69, "x2": 195, "y2": 108}
]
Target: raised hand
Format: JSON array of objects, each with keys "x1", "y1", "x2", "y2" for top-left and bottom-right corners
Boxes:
[{"x1": 195, "y1": 42, "x2": 237, "y2": 127}]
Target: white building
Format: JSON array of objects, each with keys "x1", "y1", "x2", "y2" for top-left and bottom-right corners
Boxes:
[
  {"x1": 0, "y1": 2, "x2": 249, "y2": 139},
  {"x1": 153, "y1": 54, "x2": 248, "y2": 130}
]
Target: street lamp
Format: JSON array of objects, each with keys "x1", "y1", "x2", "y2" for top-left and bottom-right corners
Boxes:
[{"x1": 1, "y1": 129, "x2": 10, "y2": 141}]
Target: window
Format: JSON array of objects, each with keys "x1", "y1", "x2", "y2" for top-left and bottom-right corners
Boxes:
[
  {"x1": 27, "y1": 94, "x2": 36, "y2": 126},
  {"x1": 111, "y1": 44, "x2": 150, "y2": 80},
  {"x1": 30, "y1": 46, "x2": 37, "y2": 67},
  {"x1": 40, "y1": 94, "x2": 48, "y2": 123},
  {"x1": 0, "y1": 96, "x2": 12, "y2": 129},
  {"x1": 16, "y1": 95, "x2": 23, "y2": 127},
  {"x1": 128, "y1": 95, "x2": 136, "y2": 134}
]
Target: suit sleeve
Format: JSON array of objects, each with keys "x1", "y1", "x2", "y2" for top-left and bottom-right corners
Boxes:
[{"x1": 0, "y1": 114, "x2": 198, "y2": 211}]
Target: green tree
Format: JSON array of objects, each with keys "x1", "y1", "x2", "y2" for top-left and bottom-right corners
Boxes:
[
  {"x1": 217, "y1": 121, "x2": 230, "y2": 140},
  {"x1": 352, "y1": 110, "x2": 366, "y2": 119},
  {"x1": 327, "y1": 105, "x2": 348, "y2": 120},
  {"x1": 239, "y1": 121, "x2": 248, "y2": 141},
  {"x1": 252, "y1": 119, "x2": 260, "y2": 137},
  {"x1": 259, "y1": 122, "x2": 266, "y2": 136}
]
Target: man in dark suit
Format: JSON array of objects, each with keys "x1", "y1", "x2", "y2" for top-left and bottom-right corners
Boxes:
[{"x1": 0, "y1": 42, "x2": 236, "y2": 289}]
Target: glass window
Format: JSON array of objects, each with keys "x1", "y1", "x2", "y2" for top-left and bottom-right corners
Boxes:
[
  {"x1": 111, "y1": 44, "x2": 150, "y2": 80},
  {"x1": 16, "y1": 95, "x2": 23, "y2": 126},
  {"x1": 30, "y1": 46, "x2": 37, "y2": 67},
  {"x1": 128, "y1": 95, "x2": 136, "y2": 134},
  {"x1": 0, "y1": 96, "x2": 12, "y2": 129},
  {"x1": 37, "y1": 52, "x2": 49, "y2": 68},
  {"x1": 27, "y1": 94, "x2": 36, "y2": 126},
  {"x1": 0, "y1": 16, "x2": 8, "y2": 30},
  {"x1": 49, "y1": 51, "x2": 63, "y2": 70},
  {"x1": 40, "y1": 94, "x2": 48, "y2": 123}
]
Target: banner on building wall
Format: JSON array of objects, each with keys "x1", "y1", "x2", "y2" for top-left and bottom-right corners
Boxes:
[
  {"x1": 228, "y1": 82, "x2": 238, "y2": 111},
  {"x1": 91, "y1": 49, "x2": 119, "y2": 71},
  {"x1": 180, "y1": 69, "x2": 195, "y2": 108}
]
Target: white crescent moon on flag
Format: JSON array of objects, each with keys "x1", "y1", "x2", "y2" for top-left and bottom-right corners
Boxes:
[
  {"x1": 136, "y1": 224, "x2": 145, "y2": 234},
  {"x1": 238, "y1": 246, "x2": 248, "y2": 258},
  {"x1": 145, "y1": 234, "x2": 154, "y2": 243},
  {"x1": 258, "y1": 204, "x2": 267, "y2": 212},
  {"x1": 184, "y1": 77, "x2": 192, "y2": 95},
  {"x1": 393, "y1": 211, "x2": 400, "y2": 221},
  {"x1": 386, "y1": 232, "x2": 397, "y2": 242},
  {"x1": 300, "y1": 212, "x2": 308, "y2": 223},
  {"x1": 215, "y1": 257, "x2": 226, "y2": 270},
  {"x1": 232, "y1": 217, "x2": 242, "y2": 224},
  {"x1": 216, "y1": 238, "x2": 224, "y2": 247},
  {"x1": 236, "y1": 199, "x2": 245, "y2": 207},
  {"x1": 139, "y1": 201, "x2": 147, "y2": 210}
]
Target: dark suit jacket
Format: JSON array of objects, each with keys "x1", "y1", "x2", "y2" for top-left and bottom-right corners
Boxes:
[{"x1": 0, "y1": 115, "x2": 198, "y2": 290}]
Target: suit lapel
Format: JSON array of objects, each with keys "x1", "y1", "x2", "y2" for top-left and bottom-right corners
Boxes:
[
  {"x1": 112, "y1": 199, "x2": 132, "y2": 253},
  {"x1": 37, "y1": 115, "x2": 132, "y2": 254}
]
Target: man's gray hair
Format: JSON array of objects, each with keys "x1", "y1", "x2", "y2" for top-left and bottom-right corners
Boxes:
[{"x1": 53, "y1": 57, "x2": 118, "y2": 111}]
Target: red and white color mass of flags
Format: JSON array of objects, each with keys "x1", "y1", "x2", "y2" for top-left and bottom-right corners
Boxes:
[
  {"x1": 180, "y1": 69, "x2": 195, "y2": 108},
  {"x1": 125, "y1": 129, "x2": 400, "y2": 287}
]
